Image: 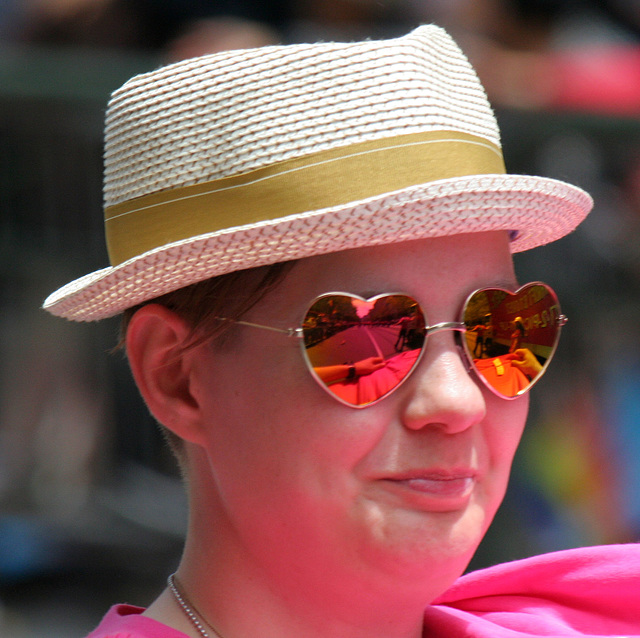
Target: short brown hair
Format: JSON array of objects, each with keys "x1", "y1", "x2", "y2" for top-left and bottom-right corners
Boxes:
[{"x1": 119, "y1": 260, "x2": 296, "y2": 462}]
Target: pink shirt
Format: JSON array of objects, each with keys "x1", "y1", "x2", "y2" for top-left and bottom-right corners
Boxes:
[
  {"x1": 86, "y1": 605, "x2": 187, "y2": 638},
  {"x1": 88, "y1": 544, "x2": 640, "y2": 637}
]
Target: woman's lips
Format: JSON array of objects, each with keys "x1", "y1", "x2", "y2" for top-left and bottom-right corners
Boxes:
[
  {"x1": 395, "y1": 475, "x2": 474, "y2": 497},
  {"x1": 378, "y1": 470, "x2": 477, "y2": 509}
]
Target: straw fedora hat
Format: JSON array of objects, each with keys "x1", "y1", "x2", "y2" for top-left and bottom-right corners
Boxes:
[{"x1": 44, "y1": 25, "x2": 592, "y2": 322}]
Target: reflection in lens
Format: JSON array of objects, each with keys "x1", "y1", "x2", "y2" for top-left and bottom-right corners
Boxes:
[
  {"x1": 302, "y1": 294, "x2": 426, "y2": 407},
  {"x1": 462, "y1": 284, "x2": 562, "y2": 398}
]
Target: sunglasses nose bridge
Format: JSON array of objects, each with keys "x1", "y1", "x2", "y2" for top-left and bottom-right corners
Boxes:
[
  {"x1": 421, "y1": 322, "x2": 470, "y2": 373},
  {"x1": 424, "y1": 321, "x2": 466, "y2": 337}
]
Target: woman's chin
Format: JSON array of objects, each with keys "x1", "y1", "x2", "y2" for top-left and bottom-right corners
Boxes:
[{"x1": 357, "y1": 502, "x2": 488, "y2": 585}]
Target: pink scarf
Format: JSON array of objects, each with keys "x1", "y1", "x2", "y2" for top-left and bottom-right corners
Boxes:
[{"x1": 427, "y1": 544, "x2": 640, "y2": 635}]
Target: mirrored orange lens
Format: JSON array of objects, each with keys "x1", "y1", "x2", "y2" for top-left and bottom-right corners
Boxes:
[
  {"x1": 462, "y1": 283, "x2": 562, "y2": 398},
  {"x1": 301, "y1": 294, "x2": 426, "y2": 407}
]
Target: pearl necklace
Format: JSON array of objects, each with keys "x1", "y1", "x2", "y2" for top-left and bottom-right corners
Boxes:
[{"x1": 167, "y1": 573, "x2": 225, "y2": 638}]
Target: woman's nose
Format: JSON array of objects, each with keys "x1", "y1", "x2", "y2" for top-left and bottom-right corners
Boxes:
[{"x1": 400, "y1": 340, "x2": 486, "y2": 433}]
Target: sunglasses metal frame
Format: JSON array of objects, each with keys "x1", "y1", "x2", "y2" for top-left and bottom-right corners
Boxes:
[{"x1": 214, "y1": 282, "x2": 566, "y2": 407}]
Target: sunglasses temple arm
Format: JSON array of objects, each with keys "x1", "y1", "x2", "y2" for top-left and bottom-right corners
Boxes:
[{"x1": 224, "y1": 318, "x2": 303, "y2": 338}]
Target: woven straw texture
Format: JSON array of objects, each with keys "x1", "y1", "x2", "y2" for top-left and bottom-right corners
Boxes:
[
  {"x1": 104, "y1": 26, "x2": 499, "y2": 207},
  {"x1": 44, "y1": 25, "x2": 592, "y2": 321}
]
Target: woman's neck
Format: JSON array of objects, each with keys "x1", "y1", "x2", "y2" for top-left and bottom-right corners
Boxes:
[{"x1": 171, "y1": 525, "x2": 432, "y2": 638}]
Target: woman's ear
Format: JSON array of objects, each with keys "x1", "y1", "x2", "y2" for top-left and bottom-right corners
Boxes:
[{"x1": 125, "y1": 304, "x2": 206, "y2": 445}]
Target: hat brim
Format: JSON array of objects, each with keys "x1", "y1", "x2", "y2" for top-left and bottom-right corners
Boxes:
[{"x1": 43, "y1": 173, "x2": 592, "y2": 321}]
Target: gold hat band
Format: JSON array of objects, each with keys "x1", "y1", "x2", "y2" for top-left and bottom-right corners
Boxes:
[{"x1": 105, "y1": 130, "x2": 506, "y2": 266}]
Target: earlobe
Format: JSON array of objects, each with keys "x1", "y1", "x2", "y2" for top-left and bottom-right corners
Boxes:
[{"x1": 126, "y1": 304, "x2": 205, "y2": 445}]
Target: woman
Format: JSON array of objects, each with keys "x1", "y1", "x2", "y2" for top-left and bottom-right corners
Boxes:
[{"x1": 44, "y1": 25, "x2": 639, "y2": 638}]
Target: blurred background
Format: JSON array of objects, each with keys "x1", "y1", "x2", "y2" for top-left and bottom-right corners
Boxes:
[{"x1": 1, "y1": 0, "x2": 639, "y2": 636}]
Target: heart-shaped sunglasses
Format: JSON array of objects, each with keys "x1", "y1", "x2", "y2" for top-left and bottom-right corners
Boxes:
[{"x1": 216, "y1": 282, "x2": 566, "y2": 407}]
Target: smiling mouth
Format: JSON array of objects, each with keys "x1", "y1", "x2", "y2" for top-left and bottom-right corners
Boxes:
[
  {"x1": 379, "y1": 471, "x2": 477, "y2": 509},
  {"x1": 395, "y1": 475, "x2": 474, "y2": 497}
]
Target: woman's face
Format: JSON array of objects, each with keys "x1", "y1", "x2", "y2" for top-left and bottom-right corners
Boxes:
[{"x1": 189, "y1": 231, "x2": 528, "y2": 602}]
